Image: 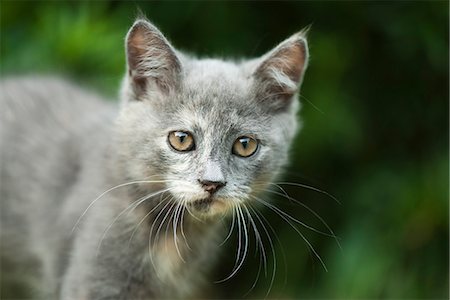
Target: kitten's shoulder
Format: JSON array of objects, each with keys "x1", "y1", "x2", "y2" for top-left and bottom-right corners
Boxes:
[{"x1": 1, "y1": 75, "x2": 109, "y2": 104}]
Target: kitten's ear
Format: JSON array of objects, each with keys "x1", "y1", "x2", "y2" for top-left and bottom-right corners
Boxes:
[
  {"x1": 126, "y1": 19, "x2": 182, "y2": 99},
  {"x1": 253, "y1": 30, "x2": 309, "y2": 111}
]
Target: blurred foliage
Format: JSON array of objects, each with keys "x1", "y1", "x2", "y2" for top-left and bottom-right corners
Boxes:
[{"x1": 1, "y1": 1, "x2": 448, "y2": 299}]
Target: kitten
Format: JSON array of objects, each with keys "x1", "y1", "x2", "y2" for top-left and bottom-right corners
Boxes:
[{"x1": 0, "y1": 18, "x2": 308, "y2": 299}]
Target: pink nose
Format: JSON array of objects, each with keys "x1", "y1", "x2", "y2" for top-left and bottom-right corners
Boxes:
[{"x1": 198, "y1": 180, "x2": 226, "y2": 195}]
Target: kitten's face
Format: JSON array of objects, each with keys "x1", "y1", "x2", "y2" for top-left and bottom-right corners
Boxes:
[{"x1": 116, "y1": 20, "x2": 308, "y2": 218}]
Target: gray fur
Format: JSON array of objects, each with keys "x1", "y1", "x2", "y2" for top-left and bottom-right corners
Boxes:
[{"x1": 0, "y1": 19, "x2": 308, "y2": 299}]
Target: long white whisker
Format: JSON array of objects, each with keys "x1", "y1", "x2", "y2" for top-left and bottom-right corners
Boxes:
[
  {"x1": 162, "y1": 201, "x2": 179, "y2": 267},
  {"x1": 252, "y1": 195, "x2": 328, "y2": 272},
  {"x1": 96, "y1": 188, "x2": 172, "y2": 256},
  {"x1": 242, "y1": 248, "x2": 263, "y2": 298},
  {"x1": 217, "y1": 205, "x2": 249, "y2": 282},
  {"x1": 267, "y1": 182, "x2": 295, "y2": 205},
  {"x1": 220, "y1": 206, "x2": 236, "y2": 246},
  {"x1": 232, "y1": 204, "x2": 242, "y2": 271},
  {"x1": 248, "y1": 203, "x2": 277, "y2": 297},
  {"x1": 127, "y1": 194, "x2": 171, "y2": 249},
  {"x1": 149, "y1": 198, "x2": 174, "y2": 274},
  {"x1": 265, "y1": 188, "x2": 342, "y2": 250},
  {"x1": 252, "y1": 191, "x2": 336, "y2": 238},
  {"x1": 299, "y1": 94, "x2": 325, "y2": 114},
  {"x1": 157, "y1": 201, "x2": 177, "y2": 254},
  {"x1": 172, "y1": 201, "x2": 185, "y2": 263},
  {"x1": 244, "y1": 204, "x2": 266, "y2": 272},
  {"x1": 274, "y1": 181, "x2": 341, "y2": 204},
  {"x1": 242, "y1": 206, "x2": 250, "y2": 271},
  {"x1": 184, "y1": 201, "x2": 204, "y2": 223},
  {"x1": 215, "y1": 204, "x2": 241, "y2": 283},
  {"x1": 241, "y1": 204, "x2": 266, "y2": 297},
  {"x1": 72, "y1": 178, "x2": 173, "y2": 234},
  {"x1": 179, "y1": 200, "x2": 192, "y2": 251}
]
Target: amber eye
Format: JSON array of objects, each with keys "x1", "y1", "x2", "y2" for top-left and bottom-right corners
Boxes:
[
  {"x1": 168, "y1": 131, "x2": 195, "y2": 152},
  {"x1": 232, "y1": 136, "x2": 259, "y2": 157}
]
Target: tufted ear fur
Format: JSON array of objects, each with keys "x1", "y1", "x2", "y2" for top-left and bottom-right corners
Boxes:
[
  {"x1": 253, "y1": 30, "x2": 309, "y2": 111},
  {"x1": 125, "y1": 19, "x2": 182, "y2": 99}
]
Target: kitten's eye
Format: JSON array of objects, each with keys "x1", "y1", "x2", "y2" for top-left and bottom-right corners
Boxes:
[
  {"x1": 232, "y1": 136, "x2": 259, "y2": 157},
  {"x1": 168, "y1": 131, "x2": 195, "y2": 152}
]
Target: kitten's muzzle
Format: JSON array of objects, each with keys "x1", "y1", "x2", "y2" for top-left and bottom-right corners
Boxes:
[{"x1": 198, "y1": 179, "x2": 226, "y2": 195}]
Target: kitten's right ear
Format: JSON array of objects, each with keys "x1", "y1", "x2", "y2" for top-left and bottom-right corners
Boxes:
[{"x1": 125, "y1": 19, "x2": 182, "y2": 99}]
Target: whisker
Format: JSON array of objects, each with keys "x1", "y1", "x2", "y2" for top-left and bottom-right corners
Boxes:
[
  {"x1": 217, "y1": 205, "x2": 249, "y2": 282},
  {"x1": 257, "y1": 91, "x2": 293, "y2": 103},
  {"x1": 247, "y1": 203, "x2": 277, "y2": 298},
  {"x1": 299, "y1": 94, "x2": 325, "y2": 114},
  {"x1": 219, "y1": 206, "x2": 236, "y2": 246},
  {"x1": 243, "y1": 204, "x2": 266, "y2": 272},
  {"x1": 264, "y1": 188, "x2": 342, "y2": 250},
  {"x1": 127, "y1": 194, "x2": 171, "y2": 249},
  {"x1": 273, "y1": 181, "x2": 341, "y2": 205},
  {"x1": 179, "y1": 200, "x2": 192, "y2": 251},
  {"x1": 156, "y1": 201, "x2": 177, "y2": 255},
  {"x1": 251, "y1": 195, "x2": 328, "y2": 272},
  {"x1": 242, "y1": 247, "x2": 263, "y2": 298},
  {"x1": 232, "y1": 204, "x2": 242, "y2": 271},
  {"x1": 148, "y1": 198, "x2": 174, "y2": 274},
  {"x1": 96, "y1": 188, "x2": 172, "y2": 256},
  {"x1": 172, "y1": 201, "x2": 185, "y2": 263},
  {"x1": 264, "y1": 182, "x2": 298, "y2": 206},
  {"x1": 241, "y1": 204, "x2": 267, "y2": 297},
  {"x1": 162, "y1": 201, "x2": 179, "y2": 267},
  {"x1": 251, "y1": 190, "x2": 337, "y2": 239},
  {"x1": 215, "y1": 204, "x2": 240, "y2": 283},
  {"x1": 72, "y1": 178, "x2": 175, "y2": 234},
  {"x1": 239, "y1": 205, "x2": 250, "y2": 277},
  {"x1": 184, "y1": 202, "x2": 204, "y2": 223}
]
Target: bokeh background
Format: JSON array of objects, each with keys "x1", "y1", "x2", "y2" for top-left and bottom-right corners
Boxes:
[{"x1": 1, "y1": 1, "x2": 448, "y2": 299}]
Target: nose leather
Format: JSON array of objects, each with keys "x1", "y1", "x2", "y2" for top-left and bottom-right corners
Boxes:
[{"x1": 199, "y1": 180, "x2": 226, "y2": 195}]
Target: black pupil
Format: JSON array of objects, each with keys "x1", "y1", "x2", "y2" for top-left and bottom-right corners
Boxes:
[
  {"x1": 240, "y1": 138, "x2": 250, "y2": 149},
  {"x1": 176, "y1": 132, "x2": 187, "y2": 143}
]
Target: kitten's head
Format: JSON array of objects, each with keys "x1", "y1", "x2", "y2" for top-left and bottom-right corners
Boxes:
[{"x1": 116, "y1": 19, "x2": 308, "y2": 218}]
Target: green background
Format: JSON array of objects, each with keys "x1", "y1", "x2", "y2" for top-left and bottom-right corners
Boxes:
[{"x1": 1, "y1": 1, "x2": 448, "y2": 299}]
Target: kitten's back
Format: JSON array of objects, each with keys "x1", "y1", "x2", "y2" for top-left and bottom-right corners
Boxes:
[{"x1": 0, "y1": 77, "x2": 116, "y2": 296}]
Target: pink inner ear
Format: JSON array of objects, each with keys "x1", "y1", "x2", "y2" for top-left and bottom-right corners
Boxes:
[
  {"x1": 276, "y1": 42, "x2": 306, "y2": 82},
  {"x1": 261, "y1": 41, "x2": 306, "y2": 84},
  {"x1": 126, "y1": 22, "x2": 180, "y2": 76},
  {"x1": 125, "y1": 21, "x2": 182, "y2": 97},
  {"x1": 253, "y1": 38, "x2": 308, "y2": 110},
  {"x1": 126, "y1": 26, "x2": 152, "y2": 95},
  {"x1": 127, "y1": 25, "x2": 150, "y2": 71}
]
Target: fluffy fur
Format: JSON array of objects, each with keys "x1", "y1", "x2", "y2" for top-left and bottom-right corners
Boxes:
[{"x1": 0, "y1": 19, "x2": 308, "y2": 299}]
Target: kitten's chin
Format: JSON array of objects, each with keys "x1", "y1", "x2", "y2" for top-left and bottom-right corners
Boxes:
[{"x1": 186, "y1": 197, "x2": 231, "y2": 219}]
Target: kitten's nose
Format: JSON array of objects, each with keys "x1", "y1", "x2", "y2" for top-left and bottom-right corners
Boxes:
[{"x1": 198, "y1": 180, "x2": 226, "y2": 195}]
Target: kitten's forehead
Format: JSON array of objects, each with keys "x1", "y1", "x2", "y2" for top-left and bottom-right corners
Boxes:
[
  {"x1": 184, "y1": 59, "x2": 248, "y2": 86},
  {"x1": 168, "y1": 97, "x2": 268, "y2": 138},
  {"x1": 159, "y1": 59, "x2": 265, "y2": 132},
  {"x1": 182, "y1": 59, "x2": 250, "y2": 99}
]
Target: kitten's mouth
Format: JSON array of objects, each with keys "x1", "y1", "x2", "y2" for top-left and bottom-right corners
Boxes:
[
  {"x1": 189, "y1": 197, "x2": 214, "y2": 212},
  {"x1": 186, "y1": 197, "x2": 229, "y2": 217}
]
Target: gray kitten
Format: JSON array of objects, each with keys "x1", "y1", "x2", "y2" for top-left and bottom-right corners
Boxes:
[{"x1": 0, "y1": 19, "x2": 308, "y2": 299}]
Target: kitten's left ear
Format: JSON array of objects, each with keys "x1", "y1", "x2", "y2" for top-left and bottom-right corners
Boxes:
[
  {"x1": 253, "y1": 30, "x2": 309, "y2": 111},
  {"x1": 125, "y1": 19, "x2": 182, "y2": 99}
]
